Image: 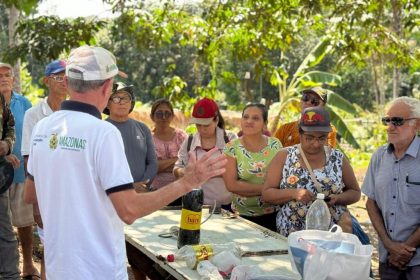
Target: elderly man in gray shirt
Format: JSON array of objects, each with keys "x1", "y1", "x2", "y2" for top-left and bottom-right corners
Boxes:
[{"x1": 363, "y1": 96, "x2": 420, "y2": 280}]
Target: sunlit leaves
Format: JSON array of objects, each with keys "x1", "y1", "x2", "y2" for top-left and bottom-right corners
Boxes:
[
  {"x1": 4, "y1": 16, "x2": 105, "y2": 63},
  {"x1": 0, "y1": 0, "x2": 40, "y2": 15}
]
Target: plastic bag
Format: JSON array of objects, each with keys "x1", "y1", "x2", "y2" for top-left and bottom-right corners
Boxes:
[
  {"x1": 288, "y1": 228, "x2": 373, "y2": 280},
  {"x1": 197, "y1": 260, "x2": 223, "y2": 280},
  {"x1": 211, "y1": 250, "x2": 241, "y2": 276},
  {"x1": 230, "y1": 265, "x2": 261, "y2": 280}
]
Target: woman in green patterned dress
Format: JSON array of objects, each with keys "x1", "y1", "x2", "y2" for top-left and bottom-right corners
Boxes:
[{"x1": 223, "y1": 104, "x2": 281, "y2": 231}]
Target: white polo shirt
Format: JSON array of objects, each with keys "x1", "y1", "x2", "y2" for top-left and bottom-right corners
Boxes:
[
  {"x1": 28, "y1": 101, "x2": 133, "y2": 280},
  {"x1": 21, "y1": 98, "x2": 53, "y2": 156}
]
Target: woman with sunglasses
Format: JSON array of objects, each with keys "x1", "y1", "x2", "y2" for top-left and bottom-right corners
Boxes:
[
  {"x1": 274, "y1": 87, "x2": 337, "y2": 148},
  {"x1": 104, "y1": 82, "x2": 157, "y2": 192},
  {"x1": 223, "y1": 104, "x2": 281, "y2": 231},
  {"x1": 150, "y1": 99, "x2": 187, "y2": 194},
  {"x1": 263, "y1": 107, "x2": 360, "y2": 237},
  {"x1": 174, "y1": 98, "x2": 236, "y2": 209}
]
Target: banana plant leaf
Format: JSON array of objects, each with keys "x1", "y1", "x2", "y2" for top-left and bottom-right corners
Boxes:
[
  {"x1": 328, "y1": 108, "x2": 360, "y2": 149},
  {"x1": 299, "y1": 71, "x2": 342, "y2": 87},
  {"x1": 326, "y1": 92, "x2": 357, "y2": 115}
]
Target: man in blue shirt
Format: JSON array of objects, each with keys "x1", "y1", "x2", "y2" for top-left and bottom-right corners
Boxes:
[
  {"x1": 363, "y1": 96, "x2": 420, "y2": 280},
  {"x1": 0, "y1": 63, "x2": 36, "y2": 278}
]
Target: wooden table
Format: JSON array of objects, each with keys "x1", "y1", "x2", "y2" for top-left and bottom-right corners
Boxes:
[{"x1": 125, "y1": 209, "x2": 301, "y2": 279}]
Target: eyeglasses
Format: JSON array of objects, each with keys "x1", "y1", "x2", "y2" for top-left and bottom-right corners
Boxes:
[
  {"x1": 0, "y1": 73, "x2": 13, "y2": 79},
  {"x1": 303, "y1": 134, "x2": 328, "y2": 144},
  {"x1": 301, "y1": 93, "x2": 321, "y2": 106},
  {"x1": 406, "y1": 174, "x2": 420, "y2": 186},
  {"x1": 50, "y1": 75, "x2": 65, "y2": 82},
  {"x1": 110, "y1": 96, "x2": 131, "y2": 104},
  {"x1": 381, "y1": 117, "x2": 417, "y2": 127},
  {"x1": 154, "y1": 110, "x2": 173, "y2": 119}
]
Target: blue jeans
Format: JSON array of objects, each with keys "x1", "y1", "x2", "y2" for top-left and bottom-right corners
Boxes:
[
  {"x1": 351, "y1": 214, "x2": 370, "y2": 245},
  {"x1": 0, "y1": 192, "x2": 20, "y2": 279}
]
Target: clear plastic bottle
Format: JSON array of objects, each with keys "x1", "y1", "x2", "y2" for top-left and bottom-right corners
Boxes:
[
  {"x1": 172, "y1": 242, "x2": 242, "y2": 269},
  {"x1": 305, "y1": 193, "x2": 331, "y2": 231}
]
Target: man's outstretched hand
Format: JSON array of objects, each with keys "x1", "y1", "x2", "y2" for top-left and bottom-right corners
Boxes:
[{"x1": 182, "y1": 147, "x2": 227, "y2": 191}]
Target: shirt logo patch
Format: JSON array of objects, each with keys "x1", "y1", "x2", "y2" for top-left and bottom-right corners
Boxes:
[
  {"x1": 49, "y1": 134, "x2": 87, "y2": 151},
  {"x1": 49, "y1": 134, "x2": 58, "y2": 150}
]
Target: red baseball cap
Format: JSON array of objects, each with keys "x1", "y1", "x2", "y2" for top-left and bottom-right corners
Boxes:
[{"x1": 189, "y1": 98, "x2": 219, "y2": 125}]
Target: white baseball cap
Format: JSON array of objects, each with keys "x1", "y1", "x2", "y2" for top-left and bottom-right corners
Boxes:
[
  {"x1": 66, "y1": 46, "x2": 119, "y2": 81},
  {"x1": 0, "y1": 62, "x2": 13, "y2": 73}
]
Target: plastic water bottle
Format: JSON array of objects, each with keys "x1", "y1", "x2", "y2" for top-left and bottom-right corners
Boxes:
[
  {"x1": 171, "y1": 242, "x2": 242, "y2": 269},
  {"x1": 305, "y1": 193, "x2": 331, "y2": 231}
]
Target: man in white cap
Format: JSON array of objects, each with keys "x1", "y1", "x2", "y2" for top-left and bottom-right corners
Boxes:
[
  {"x1": 0, "y1": 62, "x2": 35, "y2": 279},
  {"x1": 0, "y1": 62, "x2": 19, "y2": 279},
  {"x1": 23, "y1": 46, "x2": 227, "y2": 280}
]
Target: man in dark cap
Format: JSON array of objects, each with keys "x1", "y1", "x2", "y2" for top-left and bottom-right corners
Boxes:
[{"x1": 104, "y1": 82, "x2": 157, "y2": 192}]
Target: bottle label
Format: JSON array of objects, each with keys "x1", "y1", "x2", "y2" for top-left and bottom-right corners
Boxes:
[
  {"x1": 192, "y1": 244, "x2": 214, "y2": 262},
  {"x1": 180, "y1": 208, "x2": 202, "y2": 230}
]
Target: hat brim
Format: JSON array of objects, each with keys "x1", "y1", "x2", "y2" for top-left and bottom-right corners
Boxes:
[
  {"x1": 189, "y1": 117, "x2": 214, "y2": 125},
  {"x1": 0, "y1": 63, "x2": 13, "y2": 71},
  {"x1": 302, "y1": 89, "x2": 326, "y2": 102},
  {"x1": 300, "y1": 125, "x2": 332, "y2": 133},
  {"x1": 47, "y1": 68, "x2": 66, "y2": 76}
]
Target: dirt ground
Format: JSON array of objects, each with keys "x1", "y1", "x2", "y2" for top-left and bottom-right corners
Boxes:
[{"x1": 20, "y1": 168, "x2": 378, "y2": 280}]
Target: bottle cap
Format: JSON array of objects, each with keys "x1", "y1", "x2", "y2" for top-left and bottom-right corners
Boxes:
[
  {"x1": 316, "y1": 193, "x2": 325, "y2": 200},
  {"x1": 167, "y1": 254, "x2": 175, "y2": 262}
]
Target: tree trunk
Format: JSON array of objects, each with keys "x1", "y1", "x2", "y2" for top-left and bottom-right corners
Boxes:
[
  {"x1": 8, "y1": 5, "x2": 21, "y2": 93},
  {"x1": 391, "y1": 0, "x2": 402, "y2": 99}
]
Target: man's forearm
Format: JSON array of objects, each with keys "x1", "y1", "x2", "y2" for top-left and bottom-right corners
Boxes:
[
  {"x1": 366, "y1": 198, "x2": 392, "y2": 247},
  {"x1": 405, "y1": 227, "x2": 420, "y2": 248}
]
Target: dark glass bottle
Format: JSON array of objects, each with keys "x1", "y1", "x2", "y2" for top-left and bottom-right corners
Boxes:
[{"x1": 177, "y1": 188, "x2": 204, "y2": 249}]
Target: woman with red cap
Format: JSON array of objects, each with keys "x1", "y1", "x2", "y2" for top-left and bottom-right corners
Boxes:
[{"x1": 174, "y1": 97, "x2": 236, "y2": 209}]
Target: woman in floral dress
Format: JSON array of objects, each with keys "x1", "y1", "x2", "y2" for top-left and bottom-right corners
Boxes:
[
  {"x1": 262, "y1": 107, "x2": 360, "y2": 236},
  {"x1": 223, "y1": 104, "x2": 281, "y2": 231}
]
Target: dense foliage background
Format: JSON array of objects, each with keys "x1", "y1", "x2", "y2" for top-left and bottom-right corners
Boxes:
[{"x1": 0, "y1": 0, "x2": 419, "y2": 167}]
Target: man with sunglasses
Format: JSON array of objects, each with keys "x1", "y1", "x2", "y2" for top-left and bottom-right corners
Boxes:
[
  {"x1": 21, "y1": 59, "x2": 67, "y2": 280},
  {"x1": 363, "y1": 96, "x2": 420, "y2": 279},
  {"x1": 274, "y1": 87, "x2": 337, "y2": 148},
  {"x1": 0, "y1": 62, "x2": 35, "y2": 279}
]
